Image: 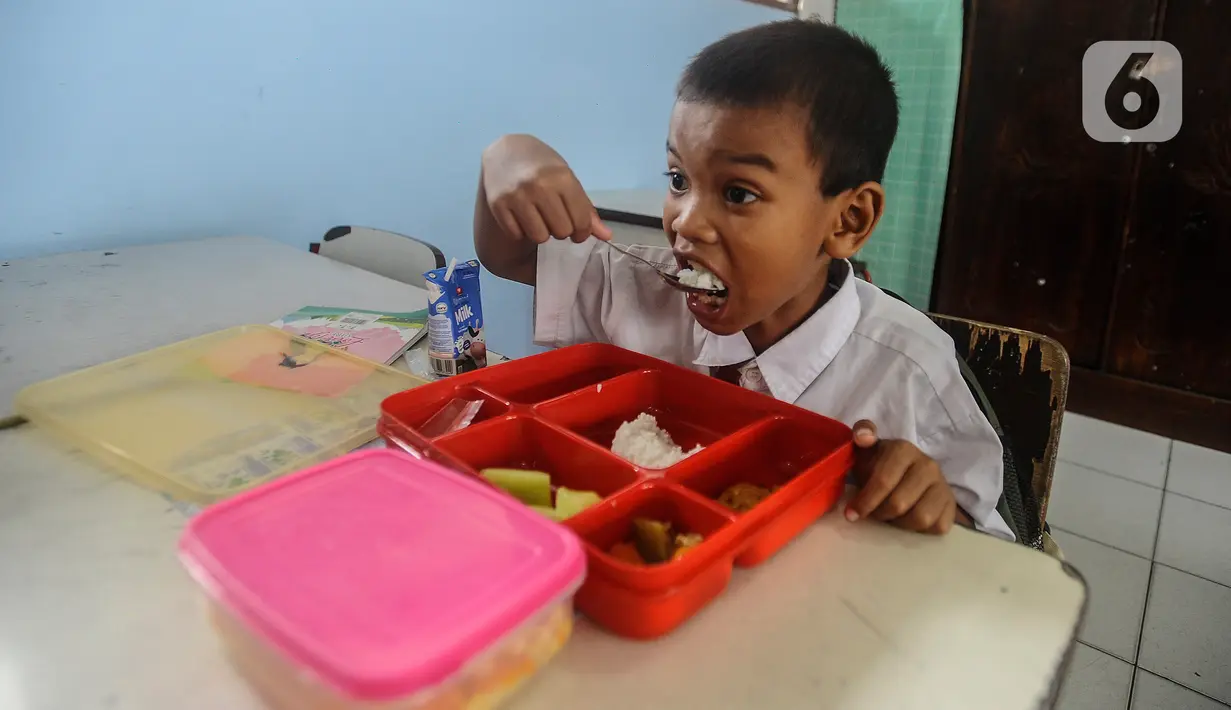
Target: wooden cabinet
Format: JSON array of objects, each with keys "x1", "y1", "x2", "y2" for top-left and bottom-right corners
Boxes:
[
  {"x1": 936, "y1": 0, "x2": 1153, "y2": 368},
  {"x1": 1105, "y1": 0, "x2": 1231, "y2": 401},
  {"x1": 936, "y1": 0, "x2": 1230, "y2": 451}
]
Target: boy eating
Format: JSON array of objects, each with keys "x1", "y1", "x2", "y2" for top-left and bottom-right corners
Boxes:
[{"x1": 473, "y1": 20, "x2": 1012, "y2": 540}]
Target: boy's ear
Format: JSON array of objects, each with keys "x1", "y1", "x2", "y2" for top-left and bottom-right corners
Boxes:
[{"x1": 824, "y1": 181, "x2": 886, "y2": 259}]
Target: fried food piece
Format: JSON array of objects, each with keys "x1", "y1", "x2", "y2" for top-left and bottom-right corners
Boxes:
[
  {"x1": 717, "y1": 482, "x2": 774, "y2": 513},
  {"x1": 631, "y1": 518, "x2": 675, "y2": 563},
  {"x1": 672, "y1": 532, "x2": 704, "y2": 560},
  {"x1": 616, "y1": 520, "x2": 707, "y2": 565},
  {"x1": 675, "y1": 532, "x2": 703, "y2": 549},
  {"x1": 609, "y1": 541, "x2": 645, "y2": 565}
]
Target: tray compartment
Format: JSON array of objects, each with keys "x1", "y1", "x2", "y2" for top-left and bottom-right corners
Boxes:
[
  {"x1": 670, "y1": 416, "x2": 848, "y2": 507},
  {"x1": 536, "y1": 370, "x2": 767, "y2": 468},
  {"x1": 569, "y1": 481, "x2": 738, "y2": 639},
  {"x1": 574, "y1": 556, "x2": 732, "y2": 641},
  {"x1": 477, "y1": 344, "x2": 646, "y2": 405},
  {"x1": 381, "y1": 383, "x2": 511, "y2": 438},
  {"x1": 433, "y1": 417, "x2": 641, "y2": 520},
  {"x1": 670, "y1": 416, "x2": 853, "y2": 566},
  {"x1": 734, "y1": 470, "x2": 847, "y2": 567}
]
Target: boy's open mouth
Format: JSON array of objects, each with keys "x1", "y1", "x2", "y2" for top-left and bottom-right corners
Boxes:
[{"x1": 674, "y1": 257, "x2": 729, "y2": 317}]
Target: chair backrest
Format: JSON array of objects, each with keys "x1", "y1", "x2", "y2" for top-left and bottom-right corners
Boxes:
[
  {"x1": 927, "y1": 314, "x2": 1071, "y2": 533},
  {"x1": 311, "y1": 226, "x2": 446, "y2": 285}
]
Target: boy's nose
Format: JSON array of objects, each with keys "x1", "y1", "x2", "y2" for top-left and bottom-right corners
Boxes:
[{"x1": 669, "y1": 197, "x2": 719, "y2": 245}]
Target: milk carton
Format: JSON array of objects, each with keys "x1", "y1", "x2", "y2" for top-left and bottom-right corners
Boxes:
[{"x1": 424, "y1": 260, "x2": 487, "y2": 377}]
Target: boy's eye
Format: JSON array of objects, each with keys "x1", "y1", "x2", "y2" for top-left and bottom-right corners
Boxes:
[
  {"x1": 724, "y1": 186, "x2": 759, "y2": 205},
  {"x1": 665, "y1": 170, "x2": 688, "y2": 193}
]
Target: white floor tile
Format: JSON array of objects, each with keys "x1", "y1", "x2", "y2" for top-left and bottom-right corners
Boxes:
[
  {"x1": 1056, "y1": 643, "x2": 1134, "y2": 710},
  {"x1": 1048, "y1": 461, "x2": 1164, "y2": 558},
  {"x1": 1058, "y1": 413, "x2": 1171, "y2": 488},
  {"x1": 1132, "y1": 669, "x2": 1229, "y2": 710},
  {"x1": 1051, "y1": 529, "x2": 1151, "y2": 662},
  {"x1": 1139, "y1": 565, "x2": 1231, "y2": 704},
  {"x1": 1156, "y1": 494, "x2": 1231, "y2": 588},
  {"x1": 1167, "y1": 442, "x2": 1231, "y2": 511}
]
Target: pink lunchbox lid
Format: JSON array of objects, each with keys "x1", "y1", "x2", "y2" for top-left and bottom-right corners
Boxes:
[{"x1": 179, "y1": 449, "x2": 586, "y2": 701}]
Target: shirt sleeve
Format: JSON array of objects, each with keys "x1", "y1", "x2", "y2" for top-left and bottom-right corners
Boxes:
[
  {"x1": 532, "y1": 239, "x2": 700, "y2": 366},
  {"x1": 532, "y1": 239, "x2": 606, "y2": 349},
  {"x1": 918, "y1": 412, "x2": 1015, "y2": 541}
]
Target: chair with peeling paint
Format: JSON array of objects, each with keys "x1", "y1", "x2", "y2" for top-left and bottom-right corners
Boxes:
[{"x1": 928, "y1": 315, "x2": 1071, "y2": 554}]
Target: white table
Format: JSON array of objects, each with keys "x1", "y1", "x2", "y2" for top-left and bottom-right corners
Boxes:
[{"x1": 0, "y1": 237, "x2": 1087, "y2": 710}]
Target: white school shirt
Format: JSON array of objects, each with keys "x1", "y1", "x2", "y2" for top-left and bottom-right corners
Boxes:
[{"x1": 534, "y1": 240, "x2": 1013, "y2": 541}]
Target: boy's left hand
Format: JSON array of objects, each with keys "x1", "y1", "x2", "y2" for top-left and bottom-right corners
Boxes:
[{"x1": 845, "y1": 421, "x2": 970, "y2": 535}]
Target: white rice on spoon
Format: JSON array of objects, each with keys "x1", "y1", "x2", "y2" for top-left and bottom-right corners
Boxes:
[{"x1": 677, "y1": 262, "x2": 725, "y2": 291}]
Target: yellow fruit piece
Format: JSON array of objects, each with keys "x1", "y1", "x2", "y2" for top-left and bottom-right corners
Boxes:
[
  {"x1": 554, "y1": 487, "x2": 601, "y2": 519},
  {"x1": 529, "y1": 505, "x2": 567, "y2": 522},
  {"x1": 480, "y1": 468, "x2": 551, "y2": 507}
]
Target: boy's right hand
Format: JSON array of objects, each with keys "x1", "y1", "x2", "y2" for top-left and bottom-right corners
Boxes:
[{"x1": 481, "y1": 135, "x2": 612, "y2": 245}]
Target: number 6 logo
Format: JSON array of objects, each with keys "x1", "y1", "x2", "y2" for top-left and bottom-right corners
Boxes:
[{"x1": 1083, "y1": 41, "x2": 1182, "y2": 143}]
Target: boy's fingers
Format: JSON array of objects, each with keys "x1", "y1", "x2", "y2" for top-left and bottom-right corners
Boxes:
[
  {"x1": 509, "y1": 200, "x2": 551, "y2": 244},
  {"x1": 852, "y1": 437, "x2": 910, "y2": 484},
  {"x1": 846, "y1": 443, "x2": 912, "y2": 521},
  {"x1": 590, "y1": 211, "x2": 613, "y2": 241},
  {"x1": 559, "y1": 186, "x2": 596, "y2": 242},
  {"x1": 492, "y1": 204, "x2": 525, "y2": 241},
  {"x1": 538, "y1": 193, "x2": 576, "y2": 241},
  {"x1": 894, "y1": 482, "x2": 952, "y2": 533},
  {"x1": 870, "y1": 462, "x2": 934, "y2": 522},
  {"x1": 929, "y1": 497, "x2": 958, "y2": 535},
  {"x1": 852, "y1": 420, "x2": 878, "y2": 448}
]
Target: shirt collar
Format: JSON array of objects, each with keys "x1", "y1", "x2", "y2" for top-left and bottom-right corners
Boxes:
[{"x1": 693, "y1": 260, "x2": 862, "y2": 404}]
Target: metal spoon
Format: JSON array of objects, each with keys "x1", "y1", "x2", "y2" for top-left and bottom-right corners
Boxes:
[{"x1": 605, "y1": 242, "x2": 728, "y2": 296}]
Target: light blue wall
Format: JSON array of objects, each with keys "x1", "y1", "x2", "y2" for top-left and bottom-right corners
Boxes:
[{"x1": 0, "y1": 0, "x2": 781, "y2": 356}]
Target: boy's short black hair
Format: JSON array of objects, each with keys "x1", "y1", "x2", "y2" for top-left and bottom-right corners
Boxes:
[{"x1": 677, "y1": 19, "x2": 899, "y2": 197}]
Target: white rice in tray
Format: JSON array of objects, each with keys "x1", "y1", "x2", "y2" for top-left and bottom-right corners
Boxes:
[{"x1": 611, "y1": 413, "x2": 702, "y2": 469}]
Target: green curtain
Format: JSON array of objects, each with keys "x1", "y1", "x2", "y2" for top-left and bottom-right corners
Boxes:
[{"x1": 837, "y1": 0, "x2": 964, "y2": 307}]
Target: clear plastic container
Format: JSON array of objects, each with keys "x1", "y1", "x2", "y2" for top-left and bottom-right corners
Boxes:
[
  {"x1": 179, "y1": 449, "x2": 586, "y2": 710},
  {"x1": 14, "y1": 325, "x2": 426, "y2": 503}
]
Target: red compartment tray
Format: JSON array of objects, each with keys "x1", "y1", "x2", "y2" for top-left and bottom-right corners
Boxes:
[{"x1": 380, "y1": 343, "x2": 853, "y2": 639}]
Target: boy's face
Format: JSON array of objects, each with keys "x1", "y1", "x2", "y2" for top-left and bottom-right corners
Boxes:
[{"x1": 663, "y1": 101, "x2": 854, "y2": 351}]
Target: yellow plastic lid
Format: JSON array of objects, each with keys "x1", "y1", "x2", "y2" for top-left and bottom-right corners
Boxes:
[{"x1": 15, "y1": 325, "x2": 427, "y2": 504}]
